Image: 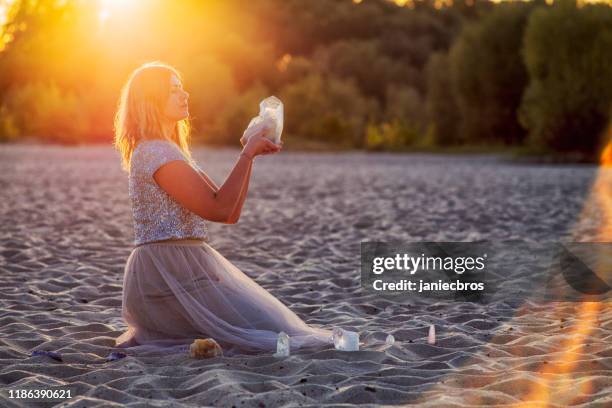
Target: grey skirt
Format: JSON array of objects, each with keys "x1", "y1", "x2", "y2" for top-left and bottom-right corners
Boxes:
[{"x1": 115, "y1": 239, "x2": 333, "y2": 356}]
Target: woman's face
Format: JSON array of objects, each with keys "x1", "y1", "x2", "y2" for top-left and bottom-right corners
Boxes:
[{"x1": 163, "y1": 74, "x2": 190, "y2": 122}]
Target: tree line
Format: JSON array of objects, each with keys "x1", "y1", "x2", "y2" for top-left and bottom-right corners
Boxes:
[{"x1": 0, "y1": 0, "x2": 610, "y2": 159}]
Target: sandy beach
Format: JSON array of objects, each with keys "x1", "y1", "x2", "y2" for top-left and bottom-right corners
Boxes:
[{"x1": 0, "y1": 144, "x2": 610, "y2": 407}]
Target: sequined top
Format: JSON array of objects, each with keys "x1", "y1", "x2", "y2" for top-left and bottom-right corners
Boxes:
[{"x1": 129, "y1": 139, "x2": 209, "y2": 246}]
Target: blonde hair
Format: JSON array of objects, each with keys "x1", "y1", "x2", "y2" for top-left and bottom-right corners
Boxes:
[{"x1": 113, "y1": 61, "x2": 194, "y2": 172}]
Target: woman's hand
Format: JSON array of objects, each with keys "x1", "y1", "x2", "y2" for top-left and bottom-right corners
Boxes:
[
  {"x1": 241, "y1": 120, "x2": 267, "y2": 147},
  {"x1": 259, "y1": 140, "x2": 283, "y2": 155},
  {"x1": 243, "y1": 132, "x2": 282, "y2": 158},
  {"x1": 241, "y1": 122, "x2": 282, "y2": 157}
]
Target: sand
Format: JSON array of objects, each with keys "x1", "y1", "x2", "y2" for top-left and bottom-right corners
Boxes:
[{"x1": 0, "y1": 144, "x2": 610, "y2": 407}]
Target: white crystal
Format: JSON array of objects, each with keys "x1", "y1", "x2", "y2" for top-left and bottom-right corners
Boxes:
[
  {"x1": 332, "y1": 328, "x2": 343, "y2": 348},
  {"x1": 427, "y1": 325, "x2": 436, "y2": 345},
  {"x1": 243, "y1": 96, "x2": 284, "y2": 144},
  {"x1": 273, "y1": 331, "x2": 290, "y2": 357},
  {"x1": 332, "y1": 328, "x2": 359, "y2": 351},
  {"x1": 385, "y1": 334, "x2": 395, "y2": 346}
]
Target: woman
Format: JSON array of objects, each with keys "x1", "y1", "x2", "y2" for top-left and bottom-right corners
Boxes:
[{"x1": 112, "y1": 61, "x2": 333, "y2": 356}]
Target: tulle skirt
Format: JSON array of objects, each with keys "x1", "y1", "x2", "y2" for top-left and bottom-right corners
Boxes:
[{"x1": 114, "y1": 239, "x2": 334, "y2": 357}]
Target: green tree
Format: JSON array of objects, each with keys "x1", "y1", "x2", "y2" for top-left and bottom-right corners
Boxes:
[
  {"x1": 425, "y1": 52, "x2": 460, "y2": 145},
  {"x1": 279, "y1": 73, "x2": 378, "y2": 147},
  {"x1": 519, "y1": 0, "x2": 612, "y2": 155},
  {"x1": 314, "y1": 39, "x2": 408, "y2": 102},
  {"x1": 2, "y1": 81, "x2": 88, "y2": 143},
  {"x1": 449, "y1": 1, "x2": 534, "y2": 145}
]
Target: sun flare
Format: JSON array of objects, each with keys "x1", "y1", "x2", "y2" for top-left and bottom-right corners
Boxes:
[{"x1": 98, "y1": 0, "x2": 138, "y2": 24}]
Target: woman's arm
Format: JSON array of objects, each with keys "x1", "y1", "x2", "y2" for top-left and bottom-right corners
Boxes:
[
  {"x1": 153, "y1": 134, "x2": 279, "y2": 224},
  {"x1": 154, "y1": 154, "x2": 252, "y2": 223},
  {"x1": 195, "y1": 165, "x2": 251, "y2": 224},
  {"x1": 226, "y1": 162, "x2": 252, "y2": 223},
  {"x1": 212, "y1": 154, "x2": 253, "y2": 221},
  {"x1": 195, "y1": 167, "x2": 220, "y2": 192}
]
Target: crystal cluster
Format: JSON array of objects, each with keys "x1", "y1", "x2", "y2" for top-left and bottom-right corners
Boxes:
[
  {"x1": 242, "y1": 96, "x2": 284, "y2": 145},
  {"x1": 428, "y1": 325, "x2": 436, "y2": 345},
  {"x1": 273, "y1": 331, "x2": 290, "y2": 357},
  {"x1": 332, "y1": 328, "x2": 360, "y2": 351}
]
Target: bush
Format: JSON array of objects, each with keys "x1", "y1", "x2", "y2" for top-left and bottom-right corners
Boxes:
[
  {"x1": 0, "y1": 103, "x2": 19, "y2": 142},
  {"x1": 279, "y1": 73, "x2": 378, "y2": 147},
  {"x1": 1, "y1": 81, "x2": 88, "y2": 143},
  {"x1": 365, "y1": 119, "x2": 421, "y2": 151},
  {"x1": 384, "y1": 85, "x2": 426, "y2": 133}
]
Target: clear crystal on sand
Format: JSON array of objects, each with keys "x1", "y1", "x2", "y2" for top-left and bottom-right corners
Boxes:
[
  {"x1": 428, "y1": 324, "x2": 436, "y2": 345},
  {"x1": 385, "y1": 334, "x2": 395, "y2": 346},
  {"x1": 273, "y1": 331, "x2": 290, "y2": 357},
  {"x1": 332, "y1": 328, "x2": 343, "y2": 348},
  {"x1": 332, "y1": 328, "x2": 359, "y2": 351}
]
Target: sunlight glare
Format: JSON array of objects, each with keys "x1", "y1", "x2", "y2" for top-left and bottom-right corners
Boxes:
[{"x1": 98, "y1": 0, "x2": 137, "y2": 26}]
